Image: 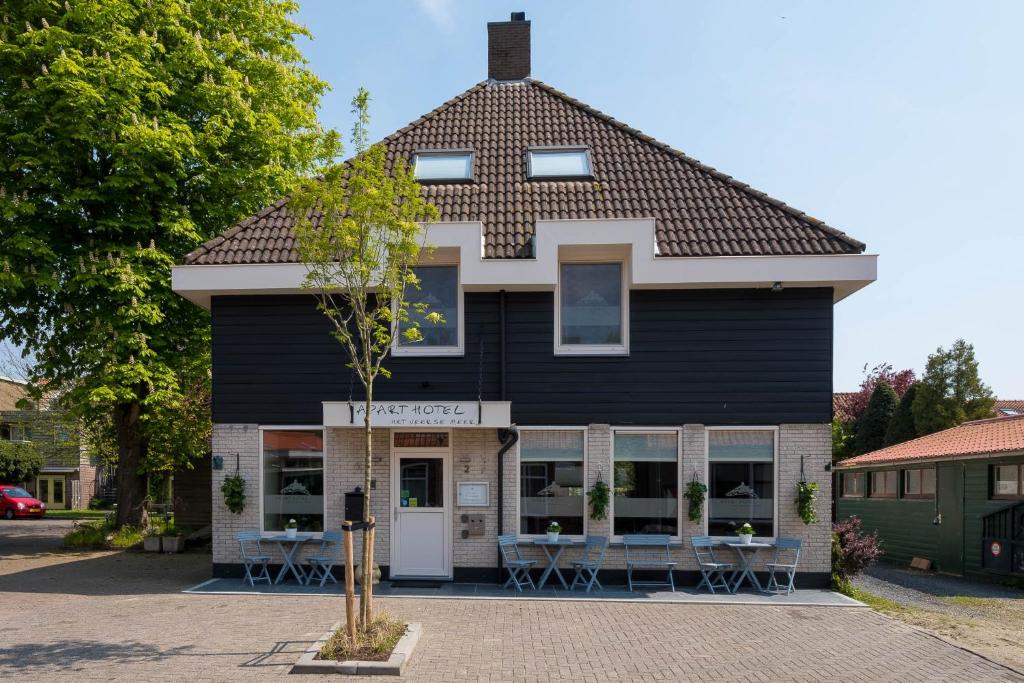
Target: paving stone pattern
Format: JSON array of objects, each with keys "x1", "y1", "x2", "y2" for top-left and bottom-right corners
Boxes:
[{"x1": 0, "y1": 533, "x2": 1019, "y2": 683}]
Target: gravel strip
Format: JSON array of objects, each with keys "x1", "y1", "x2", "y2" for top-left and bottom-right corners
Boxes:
[{"x1": 853, "y1": 563, "x2": 1024, "y2": 619}]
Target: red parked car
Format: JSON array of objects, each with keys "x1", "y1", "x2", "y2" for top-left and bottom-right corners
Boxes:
[{"x1": 0, "y1": 485, "x2": 46, "y2": 519}]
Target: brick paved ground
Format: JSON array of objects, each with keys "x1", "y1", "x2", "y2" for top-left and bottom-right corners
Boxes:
[{"x1": 0, "y1": 519, "x2": 1020, "y2": 682}]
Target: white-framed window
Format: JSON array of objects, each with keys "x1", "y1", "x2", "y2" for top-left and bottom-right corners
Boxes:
[
  {"x1": 413, "y1": 150, "x2": 473, "y2": 182},
  {"x1": 527, "y1": 147, "x2": 592, "y2": 179},
  {"x1": 9, "y1": 424, "x2": 29, "y2": 442},
  {"x1": 706, "y1": 427, "x2": 777, "y2": 538},
  {"x1": 902, "y1": 467, "x2": 936, "y2": 499},
  {"x1": 555, "y1": 262, "x2": 628, "y2": 355},
  {"x1": 611, "y1": 429, "x2": 680, "y2": 538},
  {"x1": 395, "y1": 264, "x2": 463, "y2": 356},
  {"x1": 841, "y1": 472, "x2": 866, "y2": 498},
  {"x1": 259, "y1": 426, "x2": 325, "y2": 535},
  {"x1": 518, "y1": 428, "x2": 587, "y2": 537}
]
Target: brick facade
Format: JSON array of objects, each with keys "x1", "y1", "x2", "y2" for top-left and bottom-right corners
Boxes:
[{"x1": 210, "y1": 422, "x2": 832, "y2": 578}]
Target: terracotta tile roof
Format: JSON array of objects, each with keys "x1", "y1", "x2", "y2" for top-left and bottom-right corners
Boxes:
[
  {"x1": 833, "y1": 392, "x2": 858, "y2": 422},
  {"x1": 994, "y1": 399, "x2": 1024, "y2": 417},
  {"x1": 185, "y1": 79, "x2": 866, "y2": 265},
  {"x1": 837, "y1": 414, "x2": 1024, "y2": 468}
]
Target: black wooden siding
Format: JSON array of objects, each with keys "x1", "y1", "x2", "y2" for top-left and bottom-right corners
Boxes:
[{"x1": 211, "y1": 288, "x2": 833, "y2": 426}]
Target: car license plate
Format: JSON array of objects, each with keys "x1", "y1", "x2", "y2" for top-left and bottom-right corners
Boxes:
[{"x1": 30, "y1": 507, "x2": 40, "y2": 512}]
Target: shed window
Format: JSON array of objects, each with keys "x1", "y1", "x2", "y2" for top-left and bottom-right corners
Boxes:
[
  {"x1": 902, "y1": 468, "x2": 935, "y2": 499},
  {"x1": 870, "y1": 470, "x2": 898, "y2": 498},
  {"x1": 527, "y1": 148, "x2": 592, "y2": 179},
  {"x1": 841, "y1": 472, "x2": 865, "y2": 498},
  {"x1": 519, "y1": 430, "x2": 585, "y2": 536},
  {"x1": 413, "y1": 151, "x2": 472, "y2": 182},
  {"x1": 993, "y1": 464, "x2": 1023, "y2": 499}
]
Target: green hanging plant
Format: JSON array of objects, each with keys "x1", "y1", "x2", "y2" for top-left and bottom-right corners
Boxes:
[
  {"x1": 587, "y1": 479, "x2": 610, "y2": 521},
  {"x1": 683, "y1": 479, "x2": 707, "y2": 522},
  {"x1": 221, "y1": 473, "x2": 246, "y2": 514},
  {"x1": 795, "y1": 481, "x2": 819, "y2": 525}
]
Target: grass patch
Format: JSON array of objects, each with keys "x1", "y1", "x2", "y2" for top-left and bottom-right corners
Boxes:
[
  {"x1": 942, "y1": 595, "x2": 1001, "y2": 609},
  {"x1": 108, "y1": 525, "x2": 144, "y2": 548},
  {"x1": 45, "y1": 509, "x2": 110, "y2": 520},
  {"x1": 842, "y1": 586, "x2": 914, "y2": 615},
  {"x1": 62, "y1": 522, "x2": 108, "y2": 549},
  {"x1": 319, "y1": 613, "x2": 407, "y2": 662}
]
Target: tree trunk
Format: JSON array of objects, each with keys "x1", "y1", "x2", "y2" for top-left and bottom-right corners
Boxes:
[
  {"x1": 360, "y1": 383, "x2": 373, "y2": 626},
  {"x1": 113, "y1": 395, "x2": 149, "y2": 529}
]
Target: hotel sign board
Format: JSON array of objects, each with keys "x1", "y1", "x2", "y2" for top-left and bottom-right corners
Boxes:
[{"x1": 323, "y1": 400, "x2": 511, "y2": 428}]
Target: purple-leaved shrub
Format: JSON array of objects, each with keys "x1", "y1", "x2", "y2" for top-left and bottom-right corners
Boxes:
[{"x1": 832, "y1": 515, "x2": 883, "y2": 592}]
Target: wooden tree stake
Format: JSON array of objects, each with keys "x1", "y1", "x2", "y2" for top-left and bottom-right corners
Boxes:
[
  {"x1": 365, "y1": 515, "x2": 376, "y2": 623},
  {"x1": 342, "y1": 521, "x2": 356, "y2": 646}
]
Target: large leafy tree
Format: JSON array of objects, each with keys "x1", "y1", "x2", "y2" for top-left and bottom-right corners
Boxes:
[
  {"x1": 0, "y1": 0, "x2": 339, "y2": 526},
  {"x1": 843, "y1": 363, "x2": 916, "y2": 424},
  {"x1": 293, "y1": 88, "x2": 439, "y2": 630},
  {"x1": 912, "y1": 339, "x2": 994, "y2": 436},
  {"x1": 853, "y1": 382, "x2": 898, "y2": 455},
  {"x1": 884, "y1": 382, "x2": 919, "y2": 446}
]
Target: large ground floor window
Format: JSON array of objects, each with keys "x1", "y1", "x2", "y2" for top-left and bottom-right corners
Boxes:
[
  {"x1": 707, "y1": 428, "x2": 775, "y2": 537},
  {"x1": 262, "y1": 428, "x2": 324, "y2": 533},
  {"x1": 612, "y1": 431, "x2": 679, "y2": 536},
  {"x1": 519, "y1": 429, "x2": 585, "y2": 535}
]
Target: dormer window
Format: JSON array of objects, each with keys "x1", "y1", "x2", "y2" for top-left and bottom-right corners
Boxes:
[
  {"x1": 527, "y1": 147, "x2": 592, "y2": 179},
  {"x1": 413, "y1": 151, "x2": 473, "y2": 182}
]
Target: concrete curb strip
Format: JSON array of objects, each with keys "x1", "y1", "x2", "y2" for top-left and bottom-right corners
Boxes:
[{"x1": 290, "y1": 621, "x2": 422, "y2": 676}]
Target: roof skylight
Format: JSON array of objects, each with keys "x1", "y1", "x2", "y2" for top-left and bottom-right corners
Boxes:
[
  {"x1": 527, "y1": 147, "x2": 592, "y2": 179},
  {"x1": 414, "y1": 151, "x2": 473, "y2": 182}
]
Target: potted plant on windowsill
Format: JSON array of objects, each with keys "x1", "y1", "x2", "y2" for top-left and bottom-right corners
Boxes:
[
  {"x1": 285, "y1": 518, "x2": 298, "y2": 539},
  {"x1": 143, "y1": 525, "x2": 162, "y2": 552},
  {"x1": 736, "y1": 523, "x2": 755, "y2": 545},
  {"x1": 546, "y1": 521, "x2": 562, "y2": 543}
]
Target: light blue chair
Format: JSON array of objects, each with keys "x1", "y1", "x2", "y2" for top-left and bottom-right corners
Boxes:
[
  {"x1": 237, "y1": 531, "x2": 271, "y2": 586},
  {"x1": 691, "y1": 536, "x2": 734, "y2": 594},
  {"x1": 623, "y1": 534, "x2": 676, "y2": 592},
  {"x1": 569, "y1": 535, "x2": 609, "y2": 592},
  {"x1": 765, "y1": 538, "x2": 802, "y2": 594},
  {"x1": 305, "y1": 531, "x2": 343, "y2": 587},
  {"x1": 498, "y1": 534, "x2": 537, "y2": 591}
]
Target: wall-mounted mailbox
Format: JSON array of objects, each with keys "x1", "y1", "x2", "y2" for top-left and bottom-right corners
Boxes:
[{"x1": 344, "y1": 487, "x2": 365, "y2": 523}]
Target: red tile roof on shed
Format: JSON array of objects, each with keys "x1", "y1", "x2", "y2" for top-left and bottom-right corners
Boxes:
[
  {"x1": 184, "y1": 79, "x2": 866, "y2": 265},
  {"x1": 837, "y1": 414, "x2": 1024, "y2": 468}
]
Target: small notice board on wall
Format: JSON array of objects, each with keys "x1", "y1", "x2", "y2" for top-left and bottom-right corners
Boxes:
[{"x1": 457, "y1": 482, "x2": 489, "y2": 507}]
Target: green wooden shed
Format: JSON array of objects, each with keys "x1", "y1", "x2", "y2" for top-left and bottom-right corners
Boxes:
[{"x1": 836, "y1": 414, "x2": 1024, "y2": 577}]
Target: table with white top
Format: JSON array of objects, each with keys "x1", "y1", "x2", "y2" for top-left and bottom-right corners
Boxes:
[
  {"x1": 264, "y1": 533, "x2": 315, "y2": 584},
  {"x1": 530, "y1": 538, "x2": 582, "y2": 590},
  {"x1": 724, "y1": 541, "x2": 773, "y2": 593}
]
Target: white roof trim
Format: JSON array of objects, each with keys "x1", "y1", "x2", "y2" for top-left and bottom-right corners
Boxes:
[{"x1": 172, "y1": 219, "x2": 877, "y2": 309}]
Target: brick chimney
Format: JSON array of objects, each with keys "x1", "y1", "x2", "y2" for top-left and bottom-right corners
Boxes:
[{"x1": 487, "y1": 12, "x2": 530, "y2": 81}]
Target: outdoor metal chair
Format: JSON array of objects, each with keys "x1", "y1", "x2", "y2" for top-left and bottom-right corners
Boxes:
[
  {"x1": 237, "y1": 531, "x2": 271, "y2": 586},
  {"x1": 623, "y1": 534, "x2": 676, "y2": 592},
  {"x1": 305, "y1": 531, "x2": 343, "y2": 587},
  {"x1": 569, "y1": 535, "x2": 609, "y2": 592},
  {"x1": 498, "y1": 534, "x2": 537, "y2": 591},
  {"x1": 765, "y1": 537, "x2": 802, "y2": 595},
  {"x1": 691, "y1": 535, "x2": 734, "y2": 594}
]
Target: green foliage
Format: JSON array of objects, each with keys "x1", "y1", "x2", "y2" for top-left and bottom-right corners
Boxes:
[
  {"x1": 912, "y1": 339, "x2": 995, "y2": 436},
  {"x1": 683, "y1": 479, "x2": 707, "y2": 522},
  {"x1": 319, "y1": 612, "x2": 407, "y2": 662},
  {"x1": 108, "y1": 524, "x2": 144, "y2": 548},
  {"x1": 63, "y1": 522, "x2": 108, "y2": 549},
  {"x1": 795, "y1": 481, "x2": 819, "y2": 525},
  {"x1": 884, "y1": 383, "x2": 919, "y2": 445},
  {"x1": 0, "y1": 440, "x2": 44, "y2": 482},
  {"x1": 220, "y1": 473, "x2": 245, "y2": 514},
  {"x1": 0, "y1": 0, "x2": 339, "y2": 524},
  {"x1": 831, "y1": 417, "x2": 855, "y2": 462},
  {"x1": 854, "y1": 383, "x2": 898, "y2": 455},
  {"x1": 736, "y1": 523, "x2": 755, "y2": 536},
  {"x1": 587, "y1": 479, "x2": 610, "y2": 520},
  {"x1": 546, "y1": 521, "x2": 562, "y2": 534}
]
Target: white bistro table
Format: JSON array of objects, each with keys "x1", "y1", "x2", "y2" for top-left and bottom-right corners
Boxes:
[
  {"x1": 530, "y1": 538, "x2": 581, "y2": 590},
  {"x1": 264, "y1": 533, "x2": 315, "y2": 584},
  {"x1": 724, "y1": 541, "x2": 773, "y2": 593}
]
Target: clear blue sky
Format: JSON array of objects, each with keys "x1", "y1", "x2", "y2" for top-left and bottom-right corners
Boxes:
[{"x1": 295, "y1": 0, "x2": 1024, "y2": 395}]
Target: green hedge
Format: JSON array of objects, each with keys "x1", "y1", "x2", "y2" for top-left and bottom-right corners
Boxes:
[{"x1": 0, "y1": 440, "x2": 44, "y2": 483}]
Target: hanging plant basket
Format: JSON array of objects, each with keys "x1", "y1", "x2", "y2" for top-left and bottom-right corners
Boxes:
[
  {"x1": 221, "y1": 473, "x2": 246, "y2": 514},
  {"x1": 587, "y1": 479, "x2": 610, "y2": 521},
  {"x1": 683, "y1": 479, "x2": 707, "y2": 523},
  {"x1": 795, "y1": 481, "x2": 819, "y2": 525}
]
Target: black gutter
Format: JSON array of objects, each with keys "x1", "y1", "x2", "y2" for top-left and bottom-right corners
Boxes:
[{"x1": 496, "y1": 289, "x2": 517, "y2": 575}]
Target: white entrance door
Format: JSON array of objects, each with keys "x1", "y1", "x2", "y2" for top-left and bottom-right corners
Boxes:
[{"x1": 391, "y1": 451, "x2": 450, "y2": 578}]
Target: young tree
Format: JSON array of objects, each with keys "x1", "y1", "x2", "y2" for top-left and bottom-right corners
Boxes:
[
  {"x1": 0, "y1": 1, "x2": 339, "y2": 526},
  {"x1": 292, "y1": 89, "x2": 439, "y2": 627},
  {"x1": 854, "y1": 383, "x2": 898, "y2": 455},
  {"x1": 831, "y1": 417, "x2": 855, "y2": 462},
  {"x1": 884, "y1": 382, "x2": 919, "y2": 446},
  {"x1": 912, "y1": 339, "x2": 995, "y2": 436}
]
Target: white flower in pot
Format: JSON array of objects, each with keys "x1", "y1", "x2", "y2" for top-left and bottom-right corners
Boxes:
[
  {"x1": 736, "y1": 523, "x2": 755, "y2": 545},
  {"x1": 285, "y1": 518, "x2": 298, "y2": 539},
  {"x1": 546, "y1": 521, "x2": 562, "y2": 543}
]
